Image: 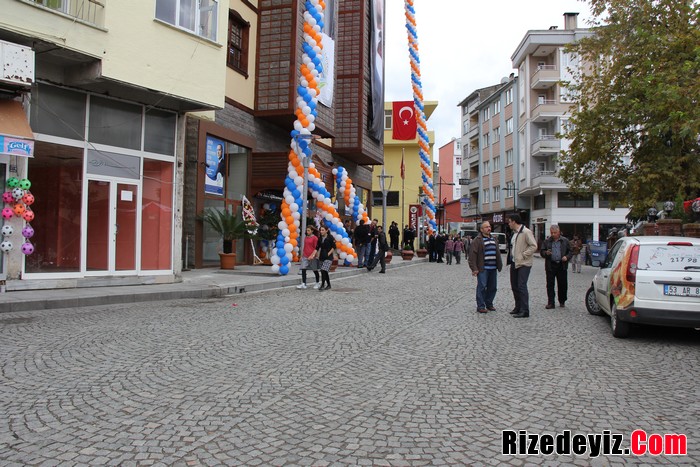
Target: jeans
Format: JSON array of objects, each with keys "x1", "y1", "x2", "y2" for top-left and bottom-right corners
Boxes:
[
  {"x1": 453, "y1": 250, "x2": 461, "y2": 264},
  {"x1": 445, "y1": 251, "x2": 453, "y2": 265},
  {"x1": 357, "y1": 243, "x2": 369, "y2": 267},
  {"x1": 510, "y1": 264, "x2": 532, "y2": 315},
  {"x1": 476, "y1": 269, "x2": 498, "y2": 310}
]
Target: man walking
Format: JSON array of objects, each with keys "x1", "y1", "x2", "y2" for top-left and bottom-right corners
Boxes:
[
  {"x1": 507, "y1": 214, "x2": 538, "y2": 318},
  {"x1": 367, "y1": 219, "x2": 379, "y2": 267},
  {"x1": 468, "y1": 221, "x2": 503, "y2": 313},
  {"x1": 367, "y1": 225, "x2": 389, "y2": 273},
  {"x1": 541, "y1": 225, "x2": 571, "y2": 308}
]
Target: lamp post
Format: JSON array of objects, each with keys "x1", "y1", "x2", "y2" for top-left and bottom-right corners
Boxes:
[
  {"x1": 436, "y1": 177, "x2": 455, "y2": 232},
  {"x1": 377, "y1": 165, "x2": 393, "y2": 230},
  {"x1": 293, "y1": 133, "x2": 320, "y2": 262}
]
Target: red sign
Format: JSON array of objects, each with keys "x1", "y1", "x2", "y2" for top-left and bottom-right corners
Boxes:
[{"x1": 409, "y1": 204, "x2": 422, "y2": 230}]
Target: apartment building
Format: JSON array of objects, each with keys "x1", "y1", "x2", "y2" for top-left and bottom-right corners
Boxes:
[
  {"x1": 511, "y1": 12, "x2": 628, "y2": 244},
  {"x1": 458, "y1": 77, "x2": 523, "y2": 234},
  {"x1": 437, "y1": 139, "x2": 462, "y2": 202},
  {"x1": 0, "y1": 0, "x2": 227, "y2": 290},
  {"x1": 183, "y1": 0, "x2": 384, "y2": 268}
]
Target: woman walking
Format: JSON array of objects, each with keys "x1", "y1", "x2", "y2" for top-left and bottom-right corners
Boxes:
[
  {"x1": 297, "y1": 226, "x2": 320, "y2": 289},
  {"x1": 570, "y1": 234, "x2": 583, "y2": 273},
  {"x1": 317, "y1": 225, "x2": 336, "y2": 291}
]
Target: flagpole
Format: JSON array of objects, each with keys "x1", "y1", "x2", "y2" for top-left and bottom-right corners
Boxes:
[{"x1": 401, "y1": 147, "x2": 405, "y2": 243}]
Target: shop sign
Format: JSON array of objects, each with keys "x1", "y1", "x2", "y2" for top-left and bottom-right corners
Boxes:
[
  {"x1": 409, "y1": 204, "x2": 421, "y2": 230},
  {"x1": 493, "y1": 213, "x2": 504, "y2": 223}
]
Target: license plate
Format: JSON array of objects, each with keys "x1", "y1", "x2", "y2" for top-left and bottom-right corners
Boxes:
[{"x1": 664, "y1": 285, "x2": 700, "y2": 297}]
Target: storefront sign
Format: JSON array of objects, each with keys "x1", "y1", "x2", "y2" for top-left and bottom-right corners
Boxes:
[
  {"x1": 204, "y1": 136, "x2": 225, "y2": 196},
  {"x1": 409, "y1": 204, "x2": 421, "y2": 230},
  {"x1": 493, "y1": 213, "x2": 504, "y2": 223},
  {"x1": 255, "y1": 191, "x2": 283, "y2": 202},
  {"x1": 86, "y1": 149, "x2": 140, "y2": 179},
  {"x1": 0, "y1": 135, "x2": 33, "y2": 157}
]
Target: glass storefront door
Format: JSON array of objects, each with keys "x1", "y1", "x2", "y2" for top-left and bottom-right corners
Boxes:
[{"x1": 86, "y1": 179, "x2": 139, "y2": 273}]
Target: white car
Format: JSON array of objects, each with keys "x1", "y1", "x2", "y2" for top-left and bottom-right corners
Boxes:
[{"x1": 585, "y1": 236, "x2": 700, "y2": 338}]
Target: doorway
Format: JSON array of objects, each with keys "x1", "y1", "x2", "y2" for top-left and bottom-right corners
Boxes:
[{"x1": 86, "y1": 179, "x2": 139, "y2": 273}]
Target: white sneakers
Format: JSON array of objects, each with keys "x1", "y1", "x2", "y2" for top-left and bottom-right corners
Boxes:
[
  {"x1": 313, "y1": 282, "x2": 321, "y2": 289},
  {"x1": 298, "y1": 282, "x2": 321, "y2": 290},
  {"x1": 296, "y1": 283, "x2": 307, "y2": 289}
]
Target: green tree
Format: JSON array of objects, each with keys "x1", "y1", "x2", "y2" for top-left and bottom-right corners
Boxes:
[{"x1": 559, "y1": 0, "x2": 700, "y2": 218}]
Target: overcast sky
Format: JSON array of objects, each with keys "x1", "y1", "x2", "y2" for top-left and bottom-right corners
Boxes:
[{"x1": 384, "y1": 0, "x2": 594, "y2": 152}]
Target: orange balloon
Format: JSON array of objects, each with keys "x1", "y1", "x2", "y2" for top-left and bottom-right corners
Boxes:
[
  {"x1": 286, "y1": 216, "x2": 294, "y2": 225},
  {"x1": 282, "y1": 208, "x2": 291, "y2": 217}
]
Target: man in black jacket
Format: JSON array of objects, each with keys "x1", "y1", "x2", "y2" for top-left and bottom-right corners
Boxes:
[
  {"x1": 540, "y1": 224, "x2": 571, "y2": 308},
  {"x1": 353, "y1": 220, "x2": 370, "y2": 268},
  {"x1": 389, "y1": 222, "x2": 400, "y2": 250},
  {"x1": 368, "y1": 225, "x2": 389, "y2": 273}
]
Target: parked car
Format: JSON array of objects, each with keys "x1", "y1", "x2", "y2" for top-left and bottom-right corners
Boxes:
[
  {"x1": 585, "y1": 236, "x2": 700, "y2": 338},
  {"x1": 491, "y1": 232, "x2": 508, "y2": 253}
]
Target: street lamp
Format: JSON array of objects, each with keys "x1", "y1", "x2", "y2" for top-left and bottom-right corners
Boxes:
[
  {"x1": 377, "y1": 165, "x2": 393, "y2": 230},
  {"x1": 436, "y1": 177, "x2": 455, "y2": 232}
]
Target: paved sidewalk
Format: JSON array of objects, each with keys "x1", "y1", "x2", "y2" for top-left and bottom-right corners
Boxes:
[{"x1": 0, "y1": 255, "x2": 427, "y2": 313}]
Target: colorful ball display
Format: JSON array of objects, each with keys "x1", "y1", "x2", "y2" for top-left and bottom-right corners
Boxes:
[
  {"x1": 2, "y1": 192, "x2": 13, "y2": 204},
  {"x1": 1, "y1": 208, "x2": 13, "y2": 220},
  {"x1": 22, "y1": 210, "x2": 34, "y2": 222},
  {"x1": 11, "y1": 188, "x2": 23, "y2": 200},
  {"x1": 22, "y1": 193, "x2": 34, "y2": 206},
  {"x1": 20, "y1": 242, "x2": 34, "y2": 255},
  {"x1": 0, "y1": 241, "x2": 12, "y2": 252},
  {"x1": 22, "y1": 225, "x2": 34, "y2": 238},
  {"x1": 13, "y1": 204, "x2": 25, "y2": 217},
  {"x1": 6, "y1": 177, "x2": 19, "y2": 188},
  {"x1": 1, "y1": 225, "x2": 13, "y2": 236},
  {"x1": 18, "y1": 179, "x2": 31, "y2": 190}
]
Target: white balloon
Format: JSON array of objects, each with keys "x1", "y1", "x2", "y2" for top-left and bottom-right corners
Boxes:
[
  {"x1": 294, "y1": 120, "x2": 303, "y2": 131},
  {"x1": 271, "y1": 255, "x2": 280, "y2": 265},
  {"x1": 342, "y1": 237, "x2": 350, "y2": 245},
  {"x1": 324, "y1": 197, "x2": 331, "y2": 205},
  {"x1": 324, "y1": 213, "x2": 332, "y2": 221},
  {"x1": 292, "y1": 212, "x2": 301, "y2": 220},
  {"x1": 278, "y1": 221, "x2": 287, "y2": 230},
  {"x1": 283, "y1": 229, "x2": 290, "y2": 237},
  {"x1": 285, "y1": 236, "x2": 291, "y2": 243},
  {"x1": 284, "y1": 243, "x2": 294, "y2": 253},
  {"x1": 285, "y1": 195, "x2": 295, "y2": 205},
  {"x1": 307, "y1": 123, "x2": 315, "y2": 132},
  {"x1": 301, "y1": 79, "x2": 309, "y2": 87},
  {"x1": 332, "y1": 168, "x2": 338, "y2": 175},
  {"x1": 339, "y1": 252, "x2": 347, "y2": 259},
  {"x1": 290, "y1": 203, "x2": 299, "y2": 211},
  {"x1": 347, "y1": 255, "x2": 354, "y2": 262},
  {"x1": 271, "y1": 264, "x2": 280, "y2": 273},
  {"x1": 294, "y1": 176, "x2": 303, "y2": 185}
]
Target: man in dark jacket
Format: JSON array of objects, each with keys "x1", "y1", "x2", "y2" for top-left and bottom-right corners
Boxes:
[
  {"x1": 540, "y1": 224, "x2": 571, "y2": 308},
  {"x1": 389, "y1": 222, "x2": 400, "y2": 250},
  {"x1": 353, "y1": 220, "x2": 370, "y2": 268},
  {"x1": 368, "y1": 225, "x2": 389, "y2": 273},
  {"x1": 468, "y1": 221, "x2": 503, "y2": 313}
]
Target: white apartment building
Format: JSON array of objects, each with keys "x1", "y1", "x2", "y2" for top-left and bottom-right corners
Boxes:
[{"x1": 511, "y1": 12, "x2": 628, "y2": 244}]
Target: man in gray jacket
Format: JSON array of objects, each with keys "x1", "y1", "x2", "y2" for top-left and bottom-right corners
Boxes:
[{"x1": 507, "y1": 214, "x2": 538, "y2": 318}]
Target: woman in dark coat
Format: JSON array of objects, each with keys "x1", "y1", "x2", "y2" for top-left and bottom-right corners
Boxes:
[{"x1": 316, "y1": 225, "x2": 336, "y2": 291}]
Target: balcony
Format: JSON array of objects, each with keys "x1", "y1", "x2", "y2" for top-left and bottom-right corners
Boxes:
[
  {"x1": 22, "y1": 0, "x2": 105, "y2": 27},
  {"x1": 531, "y1": 99, "x2": 569, "y2": 123},
  {"x1": 532, "y1": 170, "x2": 561, "y2": 185},
  {"x1": 531, "y1": 135, "x2": 561, "y2": 156},
  {"x1": 530, "y1": 65, "x2": 559, "y2": 89},
  {"x1": 467, "y1": 125, "x2": 479, "y2": 140}
]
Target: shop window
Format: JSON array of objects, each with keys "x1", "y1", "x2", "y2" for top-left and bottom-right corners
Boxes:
[
  {"x1": 226, "y1": 143, "x2": 249, "y2": 200},
  {"x1": 141, "y1": 160, "x2": 173, "y2": 270},
  {"x1": 144, "y1": 110, "x2": 177, "y2": 156},
  {"x1": 89, "y1": 95, "x2": 142, "y2": 150},
  {"x1": 534, "y1": 194, "x2": 545, "y2": 210},
  {"x1": 25, "y1": 142, "x2": 83, "y2": 273},
  {"x1": 31, "y1": 83, "x2": 86, "y2": 140},
  {"x1": 558, "y1": 192, "x2": 593, "y2": 208}
]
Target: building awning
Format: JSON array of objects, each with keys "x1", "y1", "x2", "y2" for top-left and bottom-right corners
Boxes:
[{"x1": 0, "y1": 100, "x2": 34, "y2": 157}]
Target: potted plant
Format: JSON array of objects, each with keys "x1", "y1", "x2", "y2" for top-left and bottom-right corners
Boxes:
[{"x1": 201, "y1": 207, "x2": 257, "y2": 269}]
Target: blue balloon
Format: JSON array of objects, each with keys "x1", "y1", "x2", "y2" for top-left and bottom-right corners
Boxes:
[
  {"x1": 276, "y1": 241, "x2": 284, "y2": 249},
  {"x1": 280, "y1": 255, "x2": 289, "y2": 265},
  {"x1": 277, "y1": 248, "x2": 286, "y2": 257},
  {"x1": 279, "y1": 265, "x2": 289, "y2": 275},
  {"x1": 292, "y1": 189, "x2": 301, "y2": 199}
]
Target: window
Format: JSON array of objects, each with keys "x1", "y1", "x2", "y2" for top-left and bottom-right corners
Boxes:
[
  {"x1": 156, "y1": 0, "x2": 218, "y2": 41},
  {"x1": 455, "y1": 157, "x2": 462, "y2": 166},
  {"x1": 505, "y1": 88, "x2": 513, "y2": 105},
  {"x1": 558, "y1": 192, "x2": 594, "y2": 208},
  {"x1": 493, "y1": 186, "x2": 500, "y2": 202},
  {"x1": 494, "y1": 101, "x2": 501, "y2": 114},
  {"x1": 385, "y1": 110, "x2": 392, "y2": 130},
  {"x1": 483, "y1": 189, "x2": 490, "y2": 204},
  {"x1": 599, "y1": 192, "x2": 618, "y2": 209},
  {"x1": 462, "y1": 106, "x2": 468, "y2": 116},
  {"x1": 482, "y1": 133, "x2": 489, "y2": 146},
  {"x1": 35, "y1": 0, "x2": 68, "y2": 13},
  {"x1": 463, "y1": 121, "x2": 468, "y2": 134},
  {"x1": 145, "y1": 110, "x2": 177, "y2": 155},
  {"x1": 228, "y1": 10, "x2": 249, "y2": 75},
  {"x1": 505, "y1": 181, "x2": 515, "y2": 198},
  {"x1": 492, "y1": 156, "x2": 500, "y2": 172},
  {"x1": 533, "y1": 194, "x2": 545, "y2": 210},
  {"x1": 493, "y1": 127, "x2": 500, "y2": 141},
  {"x1": 482, "y1": 161, "x2": 490, "y2": 174},
  {"x1": 89, "y1": 95, "x2": 142, "y2": 150},
  {"x1": 483, "y1": 107, "x2": 490, "y2": 120},
  {"x1": 372, "y1": 191, "x2": 400, "y2": 206},
  {"x1": 505, "y1": 149, "x2": 513, "y2": 166},
  {"x1": 506, "y1": 118, "x2": 514, "y2": 134}
]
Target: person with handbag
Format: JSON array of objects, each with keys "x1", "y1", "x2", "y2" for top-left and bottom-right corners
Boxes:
[
  {"x1": 297, "y1": 226, "x2": 320, "y2": 290},
  {"x1": 317, "y1": 225, "x2": 337, "y2": 291}
]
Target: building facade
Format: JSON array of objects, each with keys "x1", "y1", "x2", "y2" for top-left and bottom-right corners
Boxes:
[
  {"x1": 511, "y1": 12, "x2": 628, "y2": 244},
  {"x1": 0, "y1": 0, "x2": 227, "y2": 290}
]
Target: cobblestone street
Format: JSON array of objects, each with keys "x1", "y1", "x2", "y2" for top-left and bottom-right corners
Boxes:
[{"x1": 1, "y1": 259, "x2": 699, "y2": 465}]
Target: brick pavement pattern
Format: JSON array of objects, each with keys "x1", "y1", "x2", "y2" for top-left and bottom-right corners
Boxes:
[{"x1": 1, "y1": 259, "x2": 699, "y2": 465}]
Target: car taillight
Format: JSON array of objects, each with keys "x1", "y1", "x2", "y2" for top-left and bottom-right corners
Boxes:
[
  {"x1": 668, "y1": 241, "x2": 693, "y2": 246},
  {"x1": 626, "y1": 244, "x2": 639, "y2": 283}
]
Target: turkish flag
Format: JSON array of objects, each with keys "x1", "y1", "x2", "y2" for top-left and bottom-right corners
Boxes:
[{"x1": 392, "y1": 101, "x2": 417, "y2": 140}]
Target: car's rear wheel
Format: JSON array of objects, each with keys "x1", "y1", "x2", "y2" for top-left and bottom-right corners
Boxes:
[
  {"x1": 585, "y1": 286, "x2": 604, "y2": 315},
  {"x1": 610, "y1": 302, "x2": 630, "y2": 338}
]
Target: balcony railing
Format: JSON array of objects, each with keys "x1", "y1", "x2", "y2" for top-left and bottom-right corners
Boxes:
[
  {"x1": 531, "y1": 135, "x2": 561, "y2": 155},
  {"x1": 22, "y1": 0, "x2": 105, "y2": 27},
  {"x1": 467, "y1": 125, "x2": 479, "y2": 140},
  {"x1": 530, "y1": 65, "x2": 559, "y2": 89},
  {"x1": 532, "y1": 170, "x2": 561, "y2": 185}
]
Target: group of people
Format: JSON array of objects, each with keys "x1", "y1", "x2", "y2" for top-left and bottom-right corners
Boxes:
[
  {"x1": 467, "y1": 215, "x2": 586, "y2": 317},
  {"x1": 425, "y1": 232, "x2": 470, "y2": 264},
  {"x1": 296, "y1": 225, "x2": 339, "y2": 291}
]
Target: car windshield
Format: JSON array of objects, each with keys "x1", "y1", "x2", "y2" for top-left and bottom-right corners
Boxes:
[{"x1": 637, "y1": 243, "x2": 700, "y2": 271}]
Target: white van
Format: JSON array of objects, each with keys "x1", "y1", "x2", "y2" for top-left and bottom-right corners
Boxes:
[{"x1": 491, "y1": 232, "x2": 508, "y2": 253}]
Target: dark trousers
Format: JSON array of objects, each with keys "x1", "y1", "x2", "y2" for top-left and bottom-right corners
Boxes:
[
  {"x1": 546, "y1": 263, "x2": 568, "y2": 304},
  {"x1": 510, "y1": 264, "x2": 532, "y2": 315},
  {"x1": 367, "y1": 239, "x2": 377, "y2": 265},
  {"x1": 390, "y1": 236, "x2": 399, "y2": 250},
  {"x1": 369, "y1": 250, "x2": 386, "y2": 271}
]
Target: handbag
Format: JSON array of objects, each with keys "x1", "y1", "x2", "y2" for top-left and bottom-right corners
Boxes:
[{"x1": 308, "y1": 258, "x2": 320, "y2": 270}]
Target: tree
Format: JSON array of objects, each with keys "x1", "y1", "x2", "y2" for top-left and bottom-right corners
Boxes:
[{"x1": 559, "y1": 0, "x2": 700, "y2": 218}]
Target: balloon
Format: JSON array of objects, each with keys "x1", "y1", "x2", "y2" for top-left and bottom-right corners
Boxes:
[
  {"x1": 22, "y1": 193, "x2": 34, "y2": 206},
  {"x1": 284, "y1": 243, "x2": 293, "y2": 253},
  {"x1": 282, "y1": 229, "x2": 290, "y2": 237},
  {"x1": 2, "y1": 192, "x2": 13, "y2": 204},
  {"x1": 18, "y1": 179, "x2": 31, "y2": 190},
  {"x1": 21, "y1": 242, "x2": 34, "y2": 255},
  {"x1": 280, "y1": 255, "x2": 289, "y2": 265},
  {"x1": 1, "y1": 225, "x2": 13, "y2": 236},
  {"x1": 22, "y1": 210, "x2": 34, "y2": 222},
  {"x1": 0, "y1": 241, "x2": 12, "y2": 252},
  {"x1": 1, "y1": 208, "x2": 12, "y2": 220},
  {"x1": 12, "y1": 188, "x2": 23, "y2": 200},
  {"x1": 279, "y1": 264, "x2": 289, "y2": 275},
  {"x1": 13, "y1": 204, "x2": 25, "y2": 216},
  {"x1": 270, "y1": 264, "x2": 280, "y2": 273},
  {"x1": 6, "y1": 177, "x2": 19, "y2": 188}
]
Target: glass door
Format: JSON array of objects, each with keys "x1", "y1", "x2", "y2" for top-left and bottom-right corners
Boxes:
[{"x1": 86, "y1": 179, "x2": 139, "y2": 273}]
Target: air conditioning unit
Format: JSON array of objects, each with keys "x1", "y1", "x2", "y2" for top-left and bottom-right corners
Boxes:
[{"x1": 1, "y1": 40, "x2": 34, "y2": 88}]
